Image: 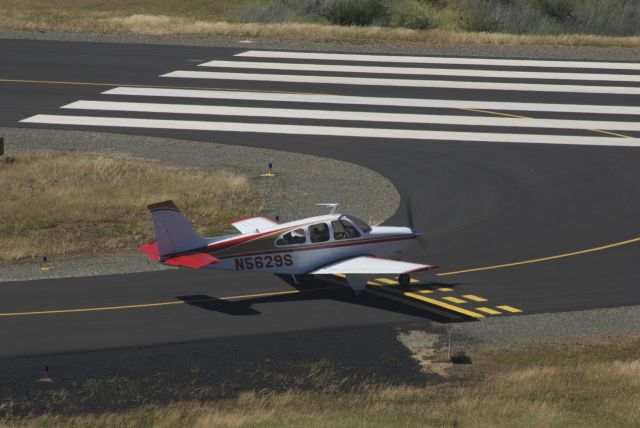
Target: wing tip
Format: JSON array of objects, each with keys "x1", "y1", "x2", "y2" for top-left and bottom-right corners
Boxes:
[
  {"x1": 405, "y1": 265, "x2": 439, "y2": 274},
  {"x1": 230, "y1": 215, "x2": 278, "y2": 225},
  {"x1": 147, "y1": 200, "x2": 179, "y2": 212}
]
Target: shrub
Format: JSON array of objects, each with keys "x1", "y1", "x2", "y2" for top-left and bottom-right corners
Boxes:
[
  {"x1": 534, "y1": 0, "x2": 575, "y2": 21},
  {"x1": 391, "y1": 1, "x2": 433, "y2": 30},
  {"x1": 571, "y1": 0, "x2": 640, "y2": 36},
  {"x1": 457, "y1": 0, "x2": 566, "y2": 34},
  {"x1": 323, "y1": 0, "x2": 390, "y2": 26},
  {"x1": 458, "y1": 0, "x2": 501, "y2": 32}
]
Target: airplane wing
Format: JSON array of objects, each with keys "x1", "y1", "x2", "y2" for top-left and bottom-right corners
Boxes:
[
  {"x1": 311, "y1": 255, "x2": 437, "y2": 275},
  {"x1": 230, "y1": 216, "x2": 279, "y2": 234}
]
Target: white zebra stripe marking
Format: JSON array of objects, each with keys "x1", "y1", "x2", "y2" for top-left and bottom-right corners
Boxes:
[
  {"x1": 236, "y1": 50, "x2": 640, "y2": 71},
  {"x1": 198, "y1": 60, "x2": 640, "y2": 83},
  {"x1": 160, "y1": 71, "x2": 640, "y2": 95},
  {"x1": 104, "y1": 87, "x2": 640, "y2": 116},
  {"x1": 20, "y1": 115, "x2": 640, "y2": 147},
  {"x1": 62, "y1": 100, "x2": 640, "y2": 132}
]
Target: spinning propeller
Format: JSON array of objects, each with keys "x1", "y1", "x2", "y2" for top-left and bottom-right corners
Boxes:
[{"x1": 405, "y1": 197, "x2": 428, "y2": 250}]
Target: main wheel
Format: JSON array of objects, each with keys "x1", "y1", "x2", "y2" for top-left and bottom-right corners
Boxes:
[{"x1": 398, "y1": 274, "x2": 411, "y2": 288}]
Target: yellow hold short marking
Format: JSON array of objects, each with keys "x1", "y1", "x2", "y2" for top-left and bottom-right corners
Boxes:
[
  {"x1": 476, "y1": 307, "x2": 501, "y2": 315},
  {"x1": 442, "y1": 296, "x2": 467, "y2": 304},
  {"x1": 404, "y1": 293, "x2": 485, "y2": 318},
  {"x1": 377, "y1": 278, "x2": 399, "y2": 285},
  {"x1": 437, "y1": 287, "x2": 453, "y2": 292},
  {"x1": 497, "y1": 305, "x2": 523, "y2": 313},
  {"x1": 462, "y1": 294, "x2": 488, "y2": 302}
]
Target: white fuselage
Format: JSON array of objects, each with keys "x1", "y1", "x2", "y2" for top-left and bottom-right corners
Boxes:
[{"x1": 207, "y1": 225, "x2": 415, "y2": 275}]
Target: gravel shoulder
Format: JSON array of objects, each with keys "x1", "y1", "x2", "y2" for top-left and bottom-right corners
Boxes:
[
  {"x1": 0, "y1": 127, "x2": 399, "y2": 282},
  {"x1": 446, "y1": 304, "x2": 640, "y2": 346}
]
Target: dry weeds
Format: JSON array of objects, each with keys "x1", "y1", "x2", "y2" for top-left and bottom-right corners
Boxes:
[
  {"x1": 1, "y1": 5, "x2": 639, "y2": 48},
  {"x1": 9, "y1": 337, "x2": 640, "y2": 427},
  {"x1": 103, "y1": 15, "x2": 640, "y2": 47},
  {"x1": 0, "y1": 150, "x2": 261, "y2": 262}
]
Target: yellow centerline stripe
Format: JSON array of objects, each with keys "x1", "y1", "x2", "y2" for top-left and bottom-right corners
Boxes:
[
  {"x1": 404, "y1": 292, "x2": 485, "y2": 318},
  {"x1": 589, "y1": 129, "x2": 633, "y2": 138},
  {"x1": 0, "y1": 78, "x2": 327, "y2": 96},
  {"x1": 460, "y1": 108, "x2": 530, "y2": 119},
  {"x1": 0, "y1": 288, "x2": 335, "y2": 317},
  {"x1": 438, "y1": 236, "x2": 640, "y2": 277},
  {"x1": 460, "y1": 107, "x2": 634, "y2": 138}
]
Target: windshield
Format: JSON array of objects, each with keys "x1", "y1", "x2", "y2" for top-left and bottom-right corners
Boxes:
[{"x1": 346, "y1": 216, "x2": 371, "y2": 233}]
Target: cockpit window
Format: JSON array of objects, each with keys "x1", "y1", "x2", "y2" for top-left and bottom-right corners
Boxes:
[
  {"x1": 332, "y1": 219, "x2": 361, "y2": 240},
  {"x1": 309, "y1": 223, "x2": 330, "y2": 243},
  {"x1": 346, "y1": 216, "x2": 371, "y2": 233},
  {"x1": 276, "y1": 228, "x2": 307, "y2": 246}
]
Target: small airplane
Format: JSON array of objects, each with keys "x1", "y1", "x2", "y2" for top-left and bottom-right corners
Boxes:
[{"x1": 139, "y1": 201, "x2": 438, "y2": 294}]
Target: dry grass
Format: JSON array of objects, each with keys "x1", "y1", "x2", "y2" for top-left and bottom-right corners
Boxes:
[
  {"x1": 105, "y1": 17, "x2": 640, "y2": 47},
  {"x1": 0, "y1": 150, "x2": 261, "y2": 262},
  {"x1": 7, "y1": 336, "x2": 640, "y2": 427},
  {"x1": 0, "y1": 0, "x2": 639, "y2": 47}
]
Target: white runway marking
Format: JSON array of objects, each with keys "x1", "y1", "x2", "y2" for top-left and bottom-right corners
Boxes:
[
  {"x1": 160, "y1": 71, "x2": 640, "y2": 95},
  {"x1": 236, "y1": 50, "x2": 640, "y2": 71},
  {"x1": 63, "y1": 100, "x2": 640, "y2": 132},
  {"x1": 104, "y1": 87, "x2": 640, "y2": 116},
  {"x1": 20, "y1": 115, "x2": 640, "y2": 147},
  {"x1": 198, "y1": 60, "x2": 640, "y2": 82}
]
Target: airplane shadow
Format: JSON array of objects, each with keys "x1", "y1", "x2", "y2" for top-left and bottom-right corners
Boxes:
[
  {"x1": 177, "y1": 277, "x2": 473, "y2": 324},
  {"x1": 176, "y1": 294, "x2": 261, "y2": 316}
]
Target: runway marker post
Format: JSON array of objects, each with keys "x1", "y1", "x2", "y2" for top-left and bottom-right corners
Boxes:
[
  {"x1": 36, "y1": 365, "x2": 54, "y2": 383},
  {"x1": 261, "y1": 162, "x2": 275, "y2": 177},
  {"x1": 41, "y1": 255, "x2": 49, "y2": 271}
]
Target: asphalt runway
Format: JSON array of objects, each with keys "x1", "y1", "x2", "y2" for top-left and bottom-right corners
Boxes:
[{"x1": 1, "y1": 39, "x2": 639, "y2": 357}]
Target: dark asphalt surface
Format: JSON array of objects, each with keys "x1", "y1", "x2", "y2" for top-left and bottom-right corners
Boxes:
[{"x1": 1, "y1": 39, "x2": 639, "y2": 357}]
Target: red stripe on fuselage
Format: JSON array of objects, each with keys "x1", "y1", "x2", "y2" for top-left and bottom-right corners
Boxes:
[{"x1": 214, "y1": 234, "x2": 415, "y2": 260}]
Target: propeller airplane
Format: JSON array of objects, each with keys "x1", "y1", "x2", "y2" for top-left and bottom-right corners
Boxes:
[{"x1": 139, "y1": 201, "x2": 438, "y2": 294}]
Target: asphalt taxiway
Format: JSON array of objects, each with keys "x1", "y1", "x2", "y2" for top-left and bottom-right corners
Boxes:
[{"x1": 1, "y1": 39, "x2": 639, "y2": 357}]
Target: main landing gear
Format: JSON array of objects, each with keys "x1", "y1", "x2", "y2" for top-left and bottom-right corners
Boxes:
[
  {"x1": 290, "y1": 274, "x2": 313, "y2": 285},
  {"x1": 345, "y1": 276, "x2": 367, "y2": 297},
  {"x1": 398, "y1": 273, "x2": 411, "y2": 288}
]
